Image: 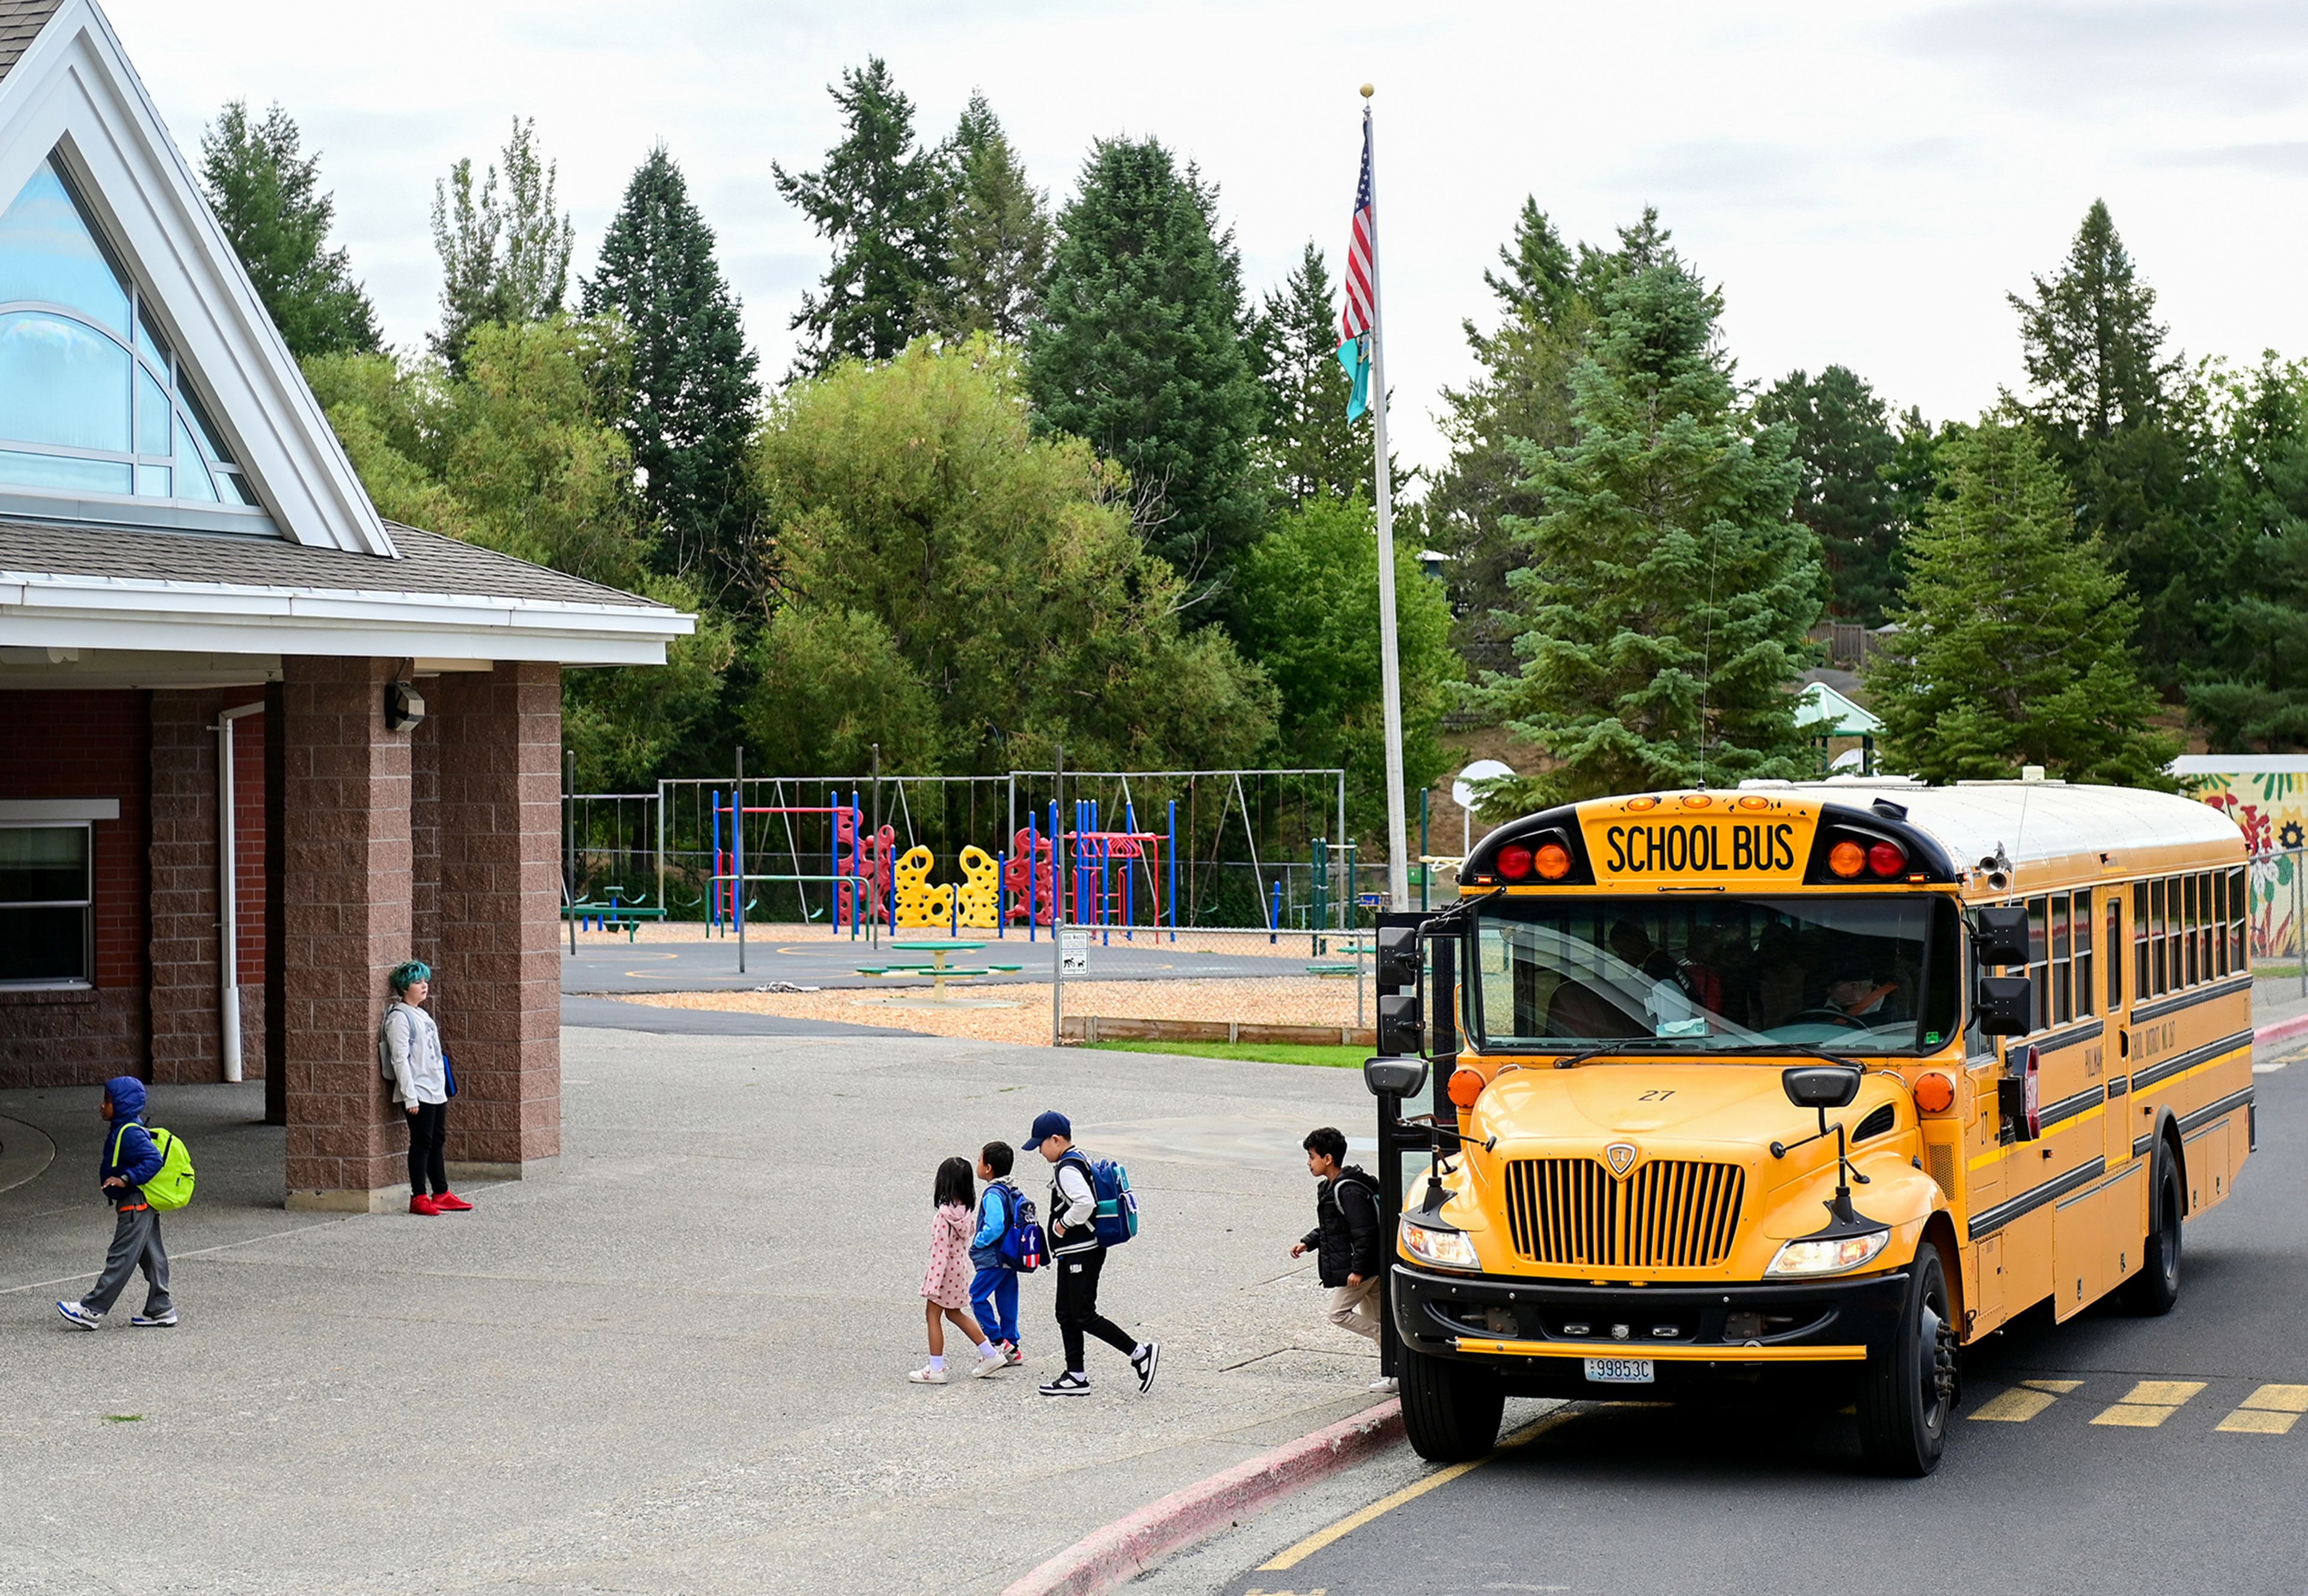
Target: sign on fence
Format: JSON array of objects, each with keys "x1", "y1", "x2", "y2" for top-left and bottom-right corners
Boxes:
[{"x1": 1061, "y1": 928, "x2": 1090, "y2": 973}]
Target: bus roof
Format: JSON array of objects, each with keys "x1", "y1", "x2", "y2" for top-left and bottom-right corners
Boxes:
[{"x1": 1736, "y1": 779, "x2": 2244, "y2": 885}]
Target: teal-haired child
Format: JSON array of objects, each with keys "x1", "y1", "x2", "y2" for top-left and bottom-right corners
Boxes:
[{"x1": 379, "y1": 960, "x2": 470, "y2": 1216}]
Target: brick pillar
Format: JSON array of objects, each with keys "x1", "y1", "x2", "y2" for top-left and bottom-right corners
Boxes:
[
  {"x1": 411, "y1": 691, "x2": 442, "y2": 978},
  {"x1": 433, "y1": 662, "x2": 561, "y2": 1179},
  {"x1": 281, "y1": 657, "x2": 413, "y2": 1210},
  {"x1": 147, "y1": 690, "x2": 221, "y2": 1084}
]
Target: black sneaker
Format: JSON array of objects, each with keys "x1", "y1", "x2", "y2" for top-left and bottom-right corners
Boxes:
[
  {"x1": 1132, "y1": 1341, "x2": 1161, "y2": 1393},
  {"x1": 1039, "y1": 1371, "x2": 1093, "y2": 1397}
]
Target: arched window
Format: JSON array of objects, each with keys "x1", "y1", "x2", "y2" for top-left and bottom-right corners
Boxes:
[{"x1": 0, "y1": 153, "x2": 255, "y2": 508}]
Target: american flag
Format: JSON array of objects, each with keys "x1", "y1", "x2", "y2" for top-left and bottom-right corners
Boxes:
[
  {"x1": 1336, "y1": 109, "x2": 1376, "y2": 421},
  {"x1": 1340, "y1": 111, "x2": 1376, "y2": 345}
]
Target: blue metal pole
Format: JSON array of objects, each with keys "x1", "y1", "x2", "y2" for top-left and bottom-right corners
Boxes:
[
  {"x1": 709, "y1": 790, "x2": 722, "y2": 936},
  {"x1": 1167, "y1": 799, "x2": 1177, "y2": 942},
  {"x1": 997, "y1": 851, "x2": 1007, "y2": 939},
  {"x1": 1027, "y1": 812, "x2": 1039, "y2": 943}
]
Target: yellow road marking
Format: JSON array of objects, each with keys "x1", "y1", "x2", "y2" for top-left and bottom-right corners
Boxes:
[
  {"x1": 2023, "y1": 1378, "x2": 2083, "y2": 1394},
  {"x1": 2090, "y1": 1380, "x2": 2204, "y2": 1428},
  {"x1": 1971, "y1": 1387, "x2": 2059, "y2": 1422},
  {"x1": 2217, "y1": 1409, "x2": 2300, "y2": 1435},
  {"x1": 2125, "y1": 1380, "x2": 2208, "y2": 1405},
  {"x1": 2238, "y1": 1383, "x2": 2308, "y2": 1413},
  {"x1": 1257, "y1": 1409, "x2": 1577, "y2": 1572}
]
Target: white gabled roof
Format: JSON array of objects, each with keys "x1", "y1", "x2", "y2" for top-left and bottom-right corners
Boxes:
[{"x1": 0, "y1": 0, "x2": 396, "y2": 555}]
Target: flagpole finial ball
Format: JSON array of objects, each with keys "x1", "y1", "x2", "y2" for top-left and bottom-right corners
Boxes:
[{"x1": 1360, "y1": 82, "x2": 1375, "y2": 97}]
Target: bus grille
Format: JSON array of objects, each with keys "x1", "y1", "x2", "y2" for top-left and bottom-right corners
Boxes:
[{"x1": 1502, "y1": 1158, "x2": 1745, "y2": 1270}]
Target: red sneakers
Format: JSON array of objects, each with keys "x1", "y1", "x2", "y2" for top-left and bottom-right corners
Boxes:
[
  {"x1": 409, "y1": 1194, "x2": 441, "y2": 1216},
  {"x1": 432, "y1": 1191, "x2": 474, "y2": 1212}
]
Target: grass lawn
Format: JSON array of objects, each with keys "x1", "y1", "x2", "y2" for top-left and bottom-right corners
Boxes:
[{"x1": 1084, "y1": 1039, "x2": 1366, "y2": 1068}]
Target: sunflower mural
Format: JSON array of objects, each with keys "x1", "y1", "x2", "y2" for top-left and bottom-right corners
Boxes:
[{"x1": 2182, "y1": 764, "x2": 2308, "y2": 961}]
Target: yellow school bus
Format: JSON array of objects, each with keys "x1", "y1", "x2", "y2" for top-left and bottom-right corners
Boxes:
[{"x1": 1380, "y1": 779, "x2": 2252, "y2": 1475}]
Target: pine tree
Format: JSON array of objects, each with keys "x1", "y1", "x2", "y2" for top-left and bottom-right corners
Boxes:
[
  {"x1": 2010, "y1": 200, "x2": 2214, "y2": 686},
  {"x1": 581, "y1": 146, "x2": 763, "y2": 601},
  {"x1": 1248, "y1": 243, "x2": 1370, "y2": 509},
  {"x1": 2187, "y1": 358, "x2": 2308, "y2": 750},
  {"x1": 775, "y1": 59, "x2": 951, "y2": 373},
  {"x1": 938, "y1": 94, "x2": 1049, "y2": 342},
  {"x1": 198, "y1": 102, "x2": 380, "y2": 358},
  {"x1": 1476, "y1": 250, "x2": 1822, "y2": 809},
  {"x1": 1865, "y1": 418, "x2": 2176, "y2": 785},
  {"x1": 1027, "y1": 137, "x2": 1265, "y2": 600},
  {"x1": 1424, "y1": 201, "x2": 1601, "y2": 677},
  {"x1": 1756, "y1": 365, "x2": 1902, "y2": 624},
  {"x1": 429, "y1": 118, "x2": 575, "y2": 367}
]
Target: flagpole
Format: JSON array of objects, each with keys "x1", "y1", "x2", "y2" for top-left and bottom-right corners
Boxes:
[{"x1": 1363, "y1": 84, "x2": 1412, "y2": 912}]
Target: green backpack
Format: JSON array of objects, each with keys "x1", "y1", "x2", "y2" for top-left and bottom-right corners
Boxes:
[{"x1": 114, "y1": 1122, "x2": 195, "y2": 1212}]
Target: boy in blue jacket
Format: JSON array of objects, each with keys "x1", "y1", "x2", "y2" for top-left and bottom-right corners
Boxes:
[
  {"x1": 56, "y1": 1076, "x2": 176, "y2": 1330},
  {"x1": 969, "y1": 1141, "x2": 1024, "y2": 1366}
]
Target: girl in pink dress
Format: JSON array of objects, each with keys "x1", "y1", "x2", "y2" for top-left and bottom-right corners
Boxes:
[{"x1": 912, "y1": 1157, "x2": 1007, "y2": 1383}]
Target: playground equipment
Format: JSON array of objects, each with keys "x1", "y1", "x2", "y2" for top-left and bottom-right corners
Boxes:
[{"x1": 588, "y1": 765, "x2": 1360, "y2": 938}]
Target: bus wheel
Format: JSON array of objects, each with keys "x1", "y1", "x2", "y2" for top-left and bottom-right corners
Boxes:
[
  {"x1": 1399, "y1": 1344, "x2": 1504, "y2": 1464},
  {"x1": 2121, "y1": 1149, "x2": 2182, "y2": 1316},
  {"x1": 1856, "y1": 1241, "x2": 1953, "y2": 1477}
]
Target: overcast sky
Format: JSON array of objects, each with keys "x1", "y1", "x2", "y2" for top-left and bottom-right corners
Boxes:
[{"x1": 98, "y1": 0, "x2": 2308, "y2": 477}]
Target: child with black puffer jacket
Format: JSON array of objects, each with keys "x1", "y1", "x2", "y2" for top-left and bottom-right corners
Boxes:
[{"x1": 56, "y1": 1077, "x2": 176, "y2": 1331}]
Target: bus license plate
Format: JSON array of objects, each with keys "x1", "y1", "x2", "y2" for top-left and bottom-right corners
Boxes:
[{"x1": 1584, "y1": 1357, "x2": 1655, "y2": 1384}]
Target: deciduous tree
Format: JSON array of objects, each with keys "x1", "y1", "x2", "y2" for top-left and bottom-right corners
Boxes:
[{"x1": 430, "y1": 118, "x2": 575, "y2": 368}]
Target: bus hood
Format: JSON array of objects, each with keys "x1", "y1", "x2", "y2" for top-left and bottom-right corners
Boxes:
[{"x1": 1470, "y1": 1059, "x2": 1900, "y2": 1151}]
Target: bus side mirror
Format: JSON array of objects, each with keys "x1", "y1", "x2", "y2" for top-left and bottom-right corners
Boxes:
[
  {"x1": 1782, "y1": 1065, "x2": 1861, "y2": 1110},
  {"x1": 1364, "y1": 1056, "x2": 1429, "y2": 1099},
  {"x1": 1973, "y1": 905, "x2": 2029, "y2": 969},
  {"x1": 1977, "y1": 975, "x2": 2033, "y2": 1035}
]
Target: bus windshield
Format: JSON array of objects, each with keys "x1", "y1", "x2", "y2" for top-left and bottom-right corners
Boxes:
[{"x1": 1470, "y1": 894, "x2": 1961, "y2": 1056}]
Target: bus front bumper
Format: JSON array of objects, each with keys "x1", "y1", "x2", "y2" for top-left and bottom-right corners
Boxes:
[{"x1": 1391, "y1": 1261, "x2": 1910, "y2": 1374}]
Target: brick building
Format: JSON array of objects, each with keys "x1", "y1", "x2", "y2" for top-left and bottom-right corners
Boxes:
[{"x1": 0, "y1": 0, "x2": 691, "y2": 1207}]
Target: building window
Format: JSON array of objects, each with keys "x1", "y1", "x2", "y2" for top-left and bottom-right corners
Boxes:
[
  {"x1": 0, "y1": 823, "x2": 91, "y2": 985},
  {"x1": 0, "y1": 154, "x2": 255, "y2": 509}
]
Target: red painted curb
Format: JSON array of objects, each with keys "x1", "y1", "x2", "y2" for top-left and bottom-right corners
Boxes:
[
  {"x1": 1002, "y1": 1399, "x2": 1404, "y2": 1596},
  {"x1": 2258, "y1": 1014, "x2": 2308, "y2": 1048}
]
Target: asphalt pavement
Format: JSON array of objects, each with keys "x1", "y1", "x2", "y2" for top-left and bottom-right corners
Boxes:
[{"x1": 1150, "y1": 1032, "x2": 2308, "y2": 1596}]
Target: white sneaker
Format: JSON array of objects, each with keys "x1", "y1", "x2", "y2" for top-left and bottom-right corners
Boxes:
[
  {"x1": 969, "y1": 1353, "x2": 1006, "y2": 1379},
  {"x1": 1368, "y1": 1375, "x2": 1399, "y2": 1393},
  {"x1": 906, "y1": 1365, "x2": 948, "y2": 1384},
  {"x1": 56, "y1": 1301, "x2": 100, "y2": 1332}
]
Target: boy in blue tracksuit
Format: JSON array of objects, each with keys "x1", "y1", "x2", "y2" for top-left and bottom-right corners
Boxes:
[
  {"x1": 969, "y1": 1141, "x2": 1024, "y2": 1365},
  {"x1": 57, "y1": 1076, "x2": 175, "y2": 1330}
]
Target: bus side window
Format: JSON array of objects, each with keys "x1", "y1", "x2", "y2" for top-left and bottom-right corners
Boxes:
[
  {"x1": 2151, "y1": 878, "x2": 2167, "y2": 997},
  {"x1": 2072, "y1": 889, "x2": 2093, "y2": 1017},
  {"x1": 2199, "y1": 870, "x2": 2215, "y2": 984},
  {"x1": 2230, "y1": 867, "x2": 2248, "y2": 973},
  {"x1": 2107, "y1": 896, "x2": 2123, "y2": 1011},
  {"x1": 2185, "y1": 873, "x2": 2201, "y2": 987},
  {"x1": 2027, "y1": 895, "x2": 2050, "y2": 1032},
  {"x1": 2050, "y1": 893, "x2": 2072, "y2": 1025},
  {"x1": 2213, "y1": 870, "x2": 2229, "y2": 979},
  {"x1": 2133, "y1": 882, "x2": 2149, "y2": 1002}
]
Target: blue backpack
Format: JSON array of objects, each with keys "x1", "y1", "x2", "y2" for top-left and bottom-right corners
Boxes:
[
  {"x1": 994, "y1": 1181, "x2": 1045, "y2": 1272},
  {"x1": 1072, "y1": 1153, "x2": 1140, "y2": 1247}
]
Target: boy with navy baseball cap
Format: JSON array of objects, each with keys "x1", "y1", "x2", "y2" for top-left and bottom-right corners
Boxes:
[{"x1": 1024, "y1": 1109, "x2": 1158, "y2": 1397}]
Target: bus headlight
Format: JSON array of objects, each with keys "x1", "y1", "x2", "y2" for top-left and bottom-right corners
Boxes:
[
  {"x1": 1401, "y1": 1218, "x2": 1480, "y2": 1271},
  {"x1": 1765, "y1": 1229, "x2": 1890, "y2": 1277}
]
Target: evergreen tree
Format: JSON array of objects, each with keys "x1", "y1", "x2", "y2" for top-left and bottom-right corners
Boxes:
[
  {"x1": 1423, "y1": 203, "x2": 1608, "y2": 678},
  {"x1": 1027, "y1": 137, "x2": 1265, "y2": 600},
  {"x1": 1756, "y1": 365, "x2": 1902, "y2": 624},
  {"x1": 775, "y1": 59, "x2": 951, "y2": 373},
  {"x1": 938, "y1": 94, "x2": 1049, "y2": 343},
  {"x1": 1865, "y1": 418, "x2": 2175, "y2": 785},
  {"x1": 199, "y1": 102, "x2": 380, "y2": 359},
  {"x1": 581, "y1": 146, "x2": 763, "y2": 602},
  {"x1": 430, "y1": 118, "x2": 575, "y2": 367},
  {"x1": 1248, "y1": 243, "x2": 1370, "y2": 509},
  {"x1": 2010, "y1": 200, "x2": 2214, "y2": 686},
  {"x1": 2187, "y1": 357, "x2": 2308, "y2": 750},
  {"x1": 1476, "y1": 250, "x2": 1822, "y2": 810}
]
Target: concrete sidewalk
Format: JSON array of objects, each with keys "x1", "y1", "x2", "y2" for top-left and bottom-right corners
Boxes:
[{"x1": 0, "y1": 1032, "x2": 1388, "y2": 1595}]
